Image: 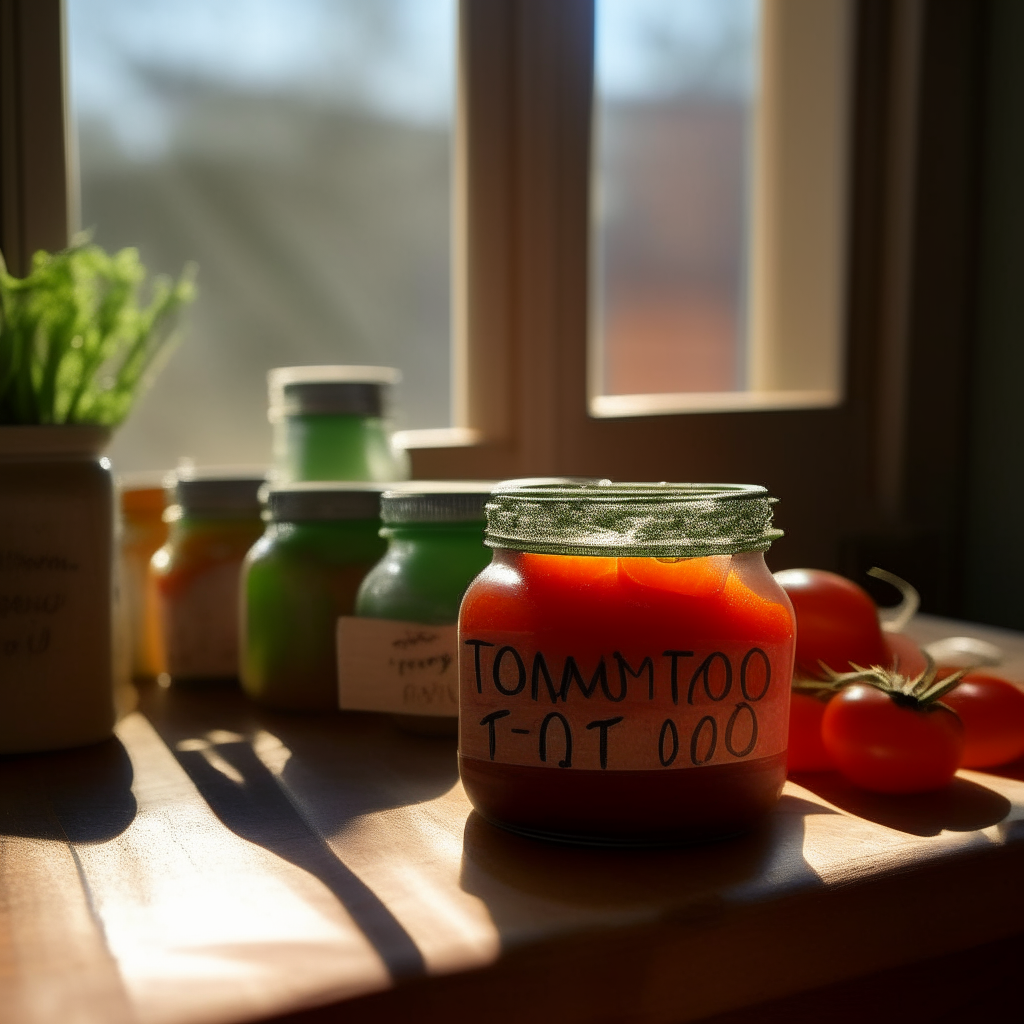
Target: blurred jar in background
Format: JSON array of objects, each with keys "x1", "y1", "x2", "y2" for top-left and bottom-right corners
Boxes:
[
  {"x1": 152, "y1": 472, "x2": 265, "y2": 685},
  {"x1": 349, "y1": 482, "x2": 496, "y2": 736},
  {"x1": 268, "y1": 365, "x2": 410, "y2": 483},
  {"x1": 241, "y1": 482, "x2": 387, "y2": 711},
  {"x1": 118, "y1": 474, "x2": 169, "y2": 679}
]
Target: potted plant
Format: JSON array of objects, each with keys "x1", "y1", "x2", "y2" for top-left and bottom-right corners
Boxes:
[{"x1": 0, "y1": 243, "x2": 193, "y2": 753}]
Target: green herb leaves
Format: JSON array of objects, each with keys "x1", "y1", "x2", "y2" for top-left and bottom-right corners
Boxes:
[{"x1": 0, "y1": 243, "x2": 195, "y2": 426}]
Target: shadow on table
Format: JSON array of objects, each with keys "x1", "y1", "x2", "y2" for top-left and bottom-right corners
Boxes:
[
  {"x1": 136, "y1": 681, "x2": 460, "y2": 981},
  {"x1": 0, "y1": 737, "x2": 137, "y2": 843},
  {"x1": 975, "y1": 753, "x2": 1024, "y2": 783},
  {"x1": 459, "y1": 791, "x2": 834, "y2": 921},
  {"x1": 790, "y1": 771, "x2": 1012, "y2": 837}
]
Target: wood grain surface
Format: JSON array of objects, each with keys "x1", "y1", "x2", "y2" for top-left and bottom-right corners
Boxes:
[{"x1": 2, "y1": 615, "x2": 1024, "y2": 1024}]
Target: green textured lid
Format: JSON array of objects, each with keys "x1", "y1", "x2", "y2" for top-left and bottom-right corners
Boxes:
[{"x1": 484, "y1": 481, "x2": 782, "y2": 557}]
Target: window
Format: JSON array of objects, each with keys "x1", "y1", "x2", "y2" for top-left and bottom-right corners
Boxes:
[
  {"x1": 5, "y1": 0, "x2": 864, "y2": 570},
  {"x1": 66, "y1": 0, "x2": 457, "y2": 472},
  {"x1": 593, "y1": 0, "x2": 760, "y2": 400},
  {"x1": 3, "y1": 0, "x2": 997, "y2": 610},
  {"x1": 591, "y1": 0, "x2": 850, "y2": 417}
]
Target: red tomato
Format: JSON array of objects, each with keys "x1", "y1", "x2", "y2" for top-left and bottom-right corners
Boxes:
[
  {"x1": 884, "y1": 632, "x2": 929, "y2": 679},
  {"x1": 787, "y1": 691, "x2": 835, "y2": 772},
  {"x1": 775, "y1": 569, "x2": 890, "y2": 676},
  {"x1": 942, "y1": 673, "x2": 1024, "y2": 768},
  {"x1": 821, "y1": 683, "x2": 964, "y2": 794}
]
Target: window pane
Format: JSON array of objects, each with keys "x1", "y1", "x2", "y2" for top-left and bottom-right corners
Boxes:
[
  {"x1": 67, "y1": 0, "x2": 455, "y2": 472},
  {"x1": 593, "y1": 0, "x2": 759, "y2": 397}
]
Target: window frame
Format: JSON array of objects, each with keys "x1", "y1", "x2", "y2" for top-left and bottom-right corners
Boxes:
[
  {"x1": 411, "y1": 0, "x2": 856, "y2": 480},
  {"x1": 4, "y1": 0, "x2": 985, "y2": 590},
  {"x1": 0, "y1": 0, "x2": 69, "y2": 274},
  {"x1": 0, "y1": 0, "x2": 867, "y2": 476}
]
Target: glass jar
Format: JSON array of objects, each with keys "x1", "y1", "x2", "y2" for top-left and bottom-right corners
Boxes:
[
  {"x1": 241, "y1": 483, "x2": 386, "y2": 710},
  {"x1": 458, "y1": 482, "x2": 795, "y2": 846},
  {"x1": 346, "y1": 482, "x2": 495, "y2": 736},
  {"x1": 119, "y1": 475, "x2": 169, "y2": 678},
  {"x1": 268, "y1": 365, "x2": 409, "y2": 482},
  {"x1": 151, "y1": 474, "x2": 265, "y2": 685}
]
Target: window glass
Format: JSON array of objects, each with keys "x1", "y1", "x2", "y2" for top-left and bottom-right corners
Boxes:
[
  {"x1": 67, "y1": 0, "x2": 456, "y2": 472},
  {"x1": 592, "y1": 0, "x2": 759, "y2": 399}
]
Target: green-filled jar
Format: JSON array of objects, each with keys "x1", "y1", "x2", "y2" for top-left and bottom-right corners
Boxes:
[
  {"x1": 268, "y1": 365, "x2": 409, "y2": 482},
  {"x1": 340, "y1": 482, "x2": 495, "y2": 735},
  {"x1": 241, "y1": 483, "x2": 386, "y2": 710}
]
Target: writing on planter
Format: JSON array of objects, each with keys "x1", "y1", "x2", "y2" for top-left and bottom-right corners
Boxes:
[
  {"x1": 0, "y1": 592, "x2": 66, "y2": 617},
  {"x1": 0, "y1": 625, "x2": 51, "y2": 658},
  {"x1": 0, "y1": 550, "x2": 79, "y2": 573}
]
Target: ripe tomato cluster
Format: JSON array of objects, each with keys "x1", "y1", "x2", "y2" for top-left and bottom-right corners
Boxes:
[{"x1": 777, "y1": 569, "x2": 1024, "y2": 794}]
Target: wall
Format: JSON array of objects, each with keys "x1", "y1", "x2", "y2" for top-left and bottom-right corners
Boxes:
[{"x1": 963, "y1": 0, "x2": 1024, "y2": 628}]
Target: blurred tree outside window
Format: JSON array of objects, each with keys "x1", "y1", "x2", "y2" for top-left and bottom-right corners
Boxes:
[
  {"x1": 67, "y1": 0, "x2": 456, "y2": 472},
  {"x1": 594, "y1": 0, "x2": 758, "y2": 397}
]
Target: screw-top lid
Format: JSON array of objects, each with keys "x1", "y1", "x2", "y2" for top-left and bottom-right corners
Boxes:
[
  {"x1": 268, "y1": 365, "x2": 400, "y2": 419},
  {"x1": 484, "y1": 481, "x2": 783, "y2": 557},
  {"x1": 265, "y1": 481, "x2": 385, "y2": 522},
  {"x1": 119, "y1": 470, "x2": 172, "y2": 518},
  {"x1": 171, "y1": 470, "x2": 266, "y2": 519},
  {"x1": 381, "y1": 481, "x2": 499, "y2": 524},
  {"x1": 121, "y1": 486, "x2": 166, "y2": 518}
]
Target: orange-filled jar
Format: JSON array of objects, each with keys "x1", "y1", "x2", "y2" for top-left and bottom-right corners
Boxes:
[
  {"x1": 458, "y1": 482, "x2": 795, "y2": 845},
  {"x1": 151, "y1": 473, "x2": 265, "y2": 684},
  {"x1": 119, "y1": 477, "x2": 169, "y2": 678}
]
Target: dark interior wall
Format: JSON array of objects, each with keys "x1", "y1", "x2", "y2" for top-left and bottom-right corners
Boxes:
[
  {"x1": 840, "y1": 0, "x2": 985, "y2": 619},
  {"x1": 962, "y1": 0, "x2": 1024, "y2": 628}
]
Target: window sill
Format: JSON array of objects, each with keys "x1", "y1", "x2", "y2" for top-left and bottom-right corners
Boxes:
[
  {"x1": 393, "y1": 427, "x2": 485, "y2": 450},
  {"x1": 589, "y1": 389, "x2": 843, "y2": 419}
]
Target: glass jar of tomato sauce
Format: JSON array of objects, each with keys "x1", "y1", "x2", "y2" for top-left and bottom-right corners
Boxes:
[{"x1": 458, "y1": 482, "x2": 795, "y2": 845}]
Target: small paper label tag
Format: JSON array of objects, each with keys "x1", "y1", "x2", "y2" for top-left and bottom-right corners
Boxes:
[{"x1": 337, "y1": 617, "x2": 459, "y2": 716}]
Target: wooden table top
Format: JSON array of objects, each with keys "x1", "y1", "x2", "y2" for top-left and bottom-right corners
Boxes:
[{"x1": 4, "y1": 614, "x2": 1024, "y2": 1024}]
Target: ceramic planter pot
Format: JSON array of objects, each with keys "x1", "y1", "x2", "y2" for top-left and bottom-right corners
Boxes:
[{"x1": 0, "y1": 426, "x2": 117, "y2": 753}]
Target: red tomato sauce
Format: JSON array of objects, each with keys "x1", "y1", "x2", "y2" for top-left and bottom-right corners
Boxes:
[{"x1": 459, "y1": 549, "x2": 796, "y2": 844}]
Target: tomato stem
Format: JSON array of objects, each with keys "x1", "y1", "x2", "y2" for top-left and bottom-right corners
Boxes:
[
  {"x1": 869, "y1": 567, "x2": 920, "y2": 634},
  {"x1": 822, "y1": 654, "x2": 968, "y2": 711},
  {"x1": 791, "y1": 676, "x2": 842, "y2": 700}
]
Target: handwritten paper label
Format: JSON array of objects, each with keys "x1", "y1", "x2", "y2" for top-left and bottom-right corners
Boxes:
[
  {"x1": 160, "y1": 561, "x2": 242, "y2": 678},
  {"x1": 459, "y1": 631, "x2": 792, "y2": 770},
  {"x1": 337, "y1": 617, "x2": 458, "y2": 717}
]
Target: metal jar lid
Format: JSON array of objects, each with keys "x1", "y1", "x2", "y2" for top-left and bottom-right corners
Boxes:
[
  {"x1": 264, "y1": 482, "x2": 386, "y2": 522},
  {"x1": 484, "y1": 481, "x2": 783, "y2": 557},
  {"x1": 171, "y1": 472, "x2": 266, "y2": 519},
  {"x1": 267, "y1": 366, "x2": 400, "y2": 419},
  {"x1": 381, "y1": 481, "x2": 500, "y2": 524}
]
